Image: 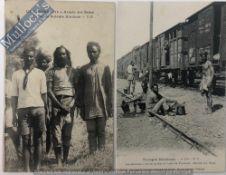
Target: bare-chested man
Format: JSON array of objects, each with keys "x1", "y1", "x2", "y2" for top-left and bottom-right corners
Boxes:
[
  {"x1": 121, "y1": 83, "x2": 182, "y2": 116},
  {"x1": 200, "y1": 52, "x2": 215, "y2": 114}
]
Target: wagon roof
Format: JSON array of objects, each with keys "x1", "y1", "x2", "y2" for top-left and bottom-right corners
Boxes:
[
  {"x1": 154, "y1": 22, "x2": 184, "y2": 38},
  {"x1": 186, "y1": 2, "x2": 224, "y2": 21}
]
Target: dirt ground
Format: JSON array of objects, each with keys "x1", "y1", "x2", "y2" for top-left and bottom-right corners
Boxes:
[{"x1": 117, "y1": 79, "x2": 226, "y2": 154}]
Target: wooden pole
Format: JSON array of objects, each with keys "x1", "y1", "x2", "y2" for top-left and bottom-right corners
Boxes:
[{"x1": 149, "y1": 2, "x2": 154, "y2": 88}]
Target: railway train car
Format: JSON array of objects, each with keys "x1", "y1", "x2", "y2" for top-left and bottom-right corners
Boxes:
[
  {"x1": 117, "y1": 43, "x2": 149, "y2": 79},
  {"x1": 117, "y1": 2, "x2": 226, "y2": 91},
  {"x1": 117, "y1": 51, "x2": 133, "y2": 79},
  {"x1": 139, "y1": 42, "x2": 149, "y2": 72},
  {"x1": 153, "y1": 23, "x2": 186, "y2": 84},
  {"x1": 183, "y1": 2, "x2": 226, "y2": 88}
]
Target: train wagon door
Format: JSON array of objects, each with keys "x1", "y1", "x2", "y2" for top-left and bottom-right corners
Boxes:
[
  {"x1": 160, "y1": 35, "x2": 166, "y2": 67},
  {"x1": 188, "y1": 20, "x2": 198, "y2": 65}
]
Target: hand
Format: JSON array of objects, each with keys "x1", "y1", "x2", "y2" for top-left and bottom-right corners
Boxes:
[
  {"x1": 12, "y1": 114, "x2": 18, "y2": 127},
  {"x1": 74, "y1": 99, "x2": 81, "y2": 108},
  {"x1": 108, "y1": 109, "x2": 113, "y2": 118},
  {"x1": 75, "y1": 108, "x2": 80, "y2": 118},
  {"x1": 45, "y1": 106, "x2": 49, "y2": 114},
  {"x1": 46, "y1": 112, "x2": 50, "y2": 121},
  {"x1": 62, "y1": 105, "x2": 70, "y2": 113},
  {"x1": 207, "y1": 81, "x2": 212, "y2": 88},
  {"x1": 200, "y1": 90, "x2": 205, "y2": 96},
  {"x1": 44, "y1": 106, "x2": 50, "y2": 119}
]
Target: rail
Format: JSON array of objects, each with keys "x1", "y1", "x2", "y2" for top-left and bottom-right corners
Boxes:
[{"x1": 148, "y1": 110, "x2": 217, "y2": 157}]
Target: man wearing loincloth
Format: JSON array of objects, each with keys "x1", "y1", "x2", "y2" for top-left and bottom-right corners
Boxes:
[{"x1": 200, "y1": 52, "x2": 215, "y2": 114}]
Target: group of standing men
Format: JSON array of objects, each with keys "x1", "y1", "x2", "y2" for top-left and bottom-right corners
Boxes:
[{"x1": 6, "y1": 42, "x2": 113, "y2": 171}]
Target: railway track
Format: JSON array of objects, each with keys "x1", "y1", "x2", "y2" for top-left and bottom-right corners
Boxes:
[
  {"x1": 117, "y1": 84, "x2": 221, "y2": 156},
  {"x1": 148, "y1": 110, "x2": 217, "y2": 157}
]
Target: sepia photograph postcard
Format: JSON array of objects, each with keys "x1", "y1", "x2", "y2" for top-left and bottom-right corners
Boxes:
[
  {"x1": 2, "y1": 0, "x2": 114, "y2": 172},
  {"x1": 1, "y1": 0, "x2": 226, "y2": 174},
  {"x1": 116, "y1": 1, "x2": 226, "y2": 172}
]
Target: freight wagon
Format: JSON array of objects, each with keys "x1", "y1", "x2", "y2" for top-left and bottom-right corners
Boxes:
[
  {"x1": 117, "y1": 2, "x2": 226, "y2": 91},
  {"x1": 182, "y1": 2, "x2": 226, "y2": 88},
  {"x1": 153, "y1": 23, "x2": 186, "y2": 84}
]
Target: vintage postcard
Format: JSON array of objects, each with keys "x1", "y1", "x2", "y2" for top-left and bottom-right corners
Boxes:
[
  {"x1": 3, "y1": 0, "x2": 114, "y2": 172},
  {"x1": 2, "y1": 0, "x2": 226, "y2": 174},
  {"x1": 116, "y1": 1, "x2": 226, "y2": 172}
]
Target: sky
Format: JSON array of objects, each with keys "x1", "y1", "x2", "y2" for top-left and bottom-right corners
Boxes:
[
  {"x1": 116, "y1": 1, "x2": 211, "y2": 59},
  {"x1": 3, "y1": 0, "x2": 213, "y2": 65}
]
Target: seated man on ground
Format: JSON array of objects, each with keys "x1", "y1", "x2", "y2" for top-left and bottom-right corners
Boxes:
[
  {"x1": 147, "y1": 84, "x2": 184, "y2": 116},
  {"x1": 121, "y1": 82, "x2": 149, "y2": 114},
  {"x1": 121, "y1": 83, "x2": 184, "y2": 116}
]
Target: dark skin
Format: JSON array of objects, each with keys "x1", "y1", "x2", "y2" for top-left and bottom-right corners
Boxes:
[
  {"x1": 11, "y1": 50, "x2": 47, "y2": 172},
  {"x1": 124, "y1": 86, "x2": 148, "y2": 104},
  {"x1": 87, "y1": 44, "x2": 100, "y2": 64},
  {"x1": 152, "y1": 85, "x2": 159, "y2": 94},
  {"x1": 11, "y1": 96, "x2": 18, "y2": 127},
  {"x1": 23, "y1": 51, "x2": 35, "y2": 69},
  {"x1": 47, "y1": 47, "x2": 75, "y2": 166},
  {"x1": 87, "y1": 44, "x2": 113, "y2": 117},
  {"x1": 151, "y1": 85, "x2": 178, "y2": 105},
  {"x1": 12, "y1": 51, "x2": 47, "y2": 125},
  {"x1": 47, "y1": 48, "x2": 70, "y2": 113},
  {"x1": 37, "y1": 58, "x2": 49, "y2": 71}
]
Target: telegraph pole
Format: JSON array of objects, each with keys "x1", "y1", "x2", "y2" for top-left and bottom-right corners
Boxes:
[{"x1": 149, "y1": 1, "x2": 154, "y2": 88}]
